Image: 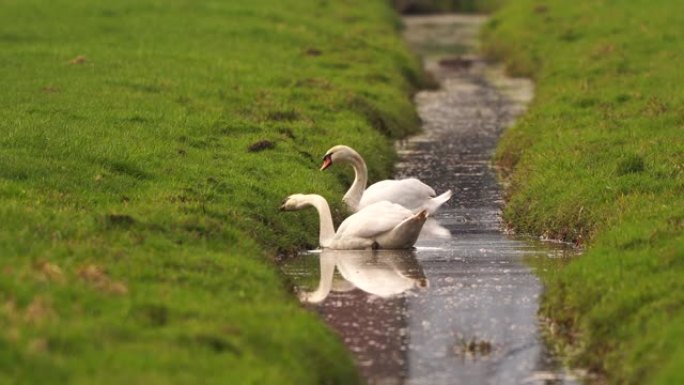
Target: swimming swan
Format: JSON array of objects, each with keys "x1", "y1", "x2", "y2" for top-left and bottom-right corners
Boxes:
[
  {"x1": 320, "y1": 145, "x2": 453, "y2": 213},
  {"x1": 280, "y1": 194, "x2": 427, "y2": 250}
]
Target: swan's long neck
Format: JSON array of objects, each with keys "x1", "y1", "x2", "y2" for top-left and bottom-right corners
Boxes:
[
  {"x1": 306, "y1": 195, "x2": 336, "y2": 248},
  {"x1": 342, "y1": 151, "x2": 368, "y2": 212}
]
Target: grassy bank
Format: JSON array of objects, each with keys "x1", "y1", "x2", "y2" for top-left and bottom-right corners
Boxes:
[
  {"x1": 482, "y1": 0, "x2": 684, "y2": 384},
  {"x1": 0, "y1": 0, "x2": 423, "y2": 383}
]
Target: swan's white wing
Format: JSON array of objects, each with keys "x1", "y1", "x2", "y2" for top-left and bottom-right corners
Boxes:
[
  {"x1": 336, "y1": 201, "x2": 413, "y2": 239},
  {"x1": 360, "y1": 178, "x2": 436, "y2": 211}
]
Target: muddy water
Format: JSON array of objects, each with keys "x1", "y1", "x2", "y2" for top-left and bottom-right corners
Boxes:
[{"x1": 282, "y1": 15, "x2": 578, "y2": 385}]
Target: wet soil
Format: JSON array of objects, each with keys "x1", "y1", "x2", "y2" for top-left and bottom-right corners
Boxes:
[{"x1": 282, "y1": 14, "x2": 578, "y2": 385}]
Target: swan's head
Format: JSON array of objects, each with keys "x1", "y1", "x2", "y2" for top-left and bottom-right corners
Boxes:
[
  {"x1": 320, "y1": 145, "x2": 357, "y2": 171},
  {"x1": 279, "y1": 194, "x2": 313, "y2": 211}
]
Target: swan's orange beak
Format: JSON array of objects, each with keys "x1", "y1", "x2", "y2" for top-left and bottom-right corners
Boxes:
[{"x1": 320, "y1": 155, "x2": 332, "y2": 171}]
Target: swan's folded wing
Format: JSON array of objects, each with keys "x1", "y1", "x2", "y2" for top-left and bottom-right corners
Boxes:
[
  {"x1": 360, "y1": 178, "x2": 436, "y2": 210},
  {"x1": 336, "y1": 201, "x2": 413, "y2": 239}
]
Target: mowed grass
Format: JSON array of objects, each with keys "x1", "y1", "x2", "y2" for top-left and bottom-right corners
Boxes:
[
  {"x1": 481, "y1": 0, "x2": 684, "y2": 384},
  {"x1": 0, "y1": 0, "x2": 423, "y2": 383}
]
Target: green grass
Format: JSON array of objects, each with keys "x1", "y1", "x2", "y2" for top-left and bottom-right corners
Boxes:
[
  {"x1": 482, "y1": 0, "x2": 684, "y2": 384},
  {"x1": 0, "y1": 0, "x2": 424, "y2": 383}
]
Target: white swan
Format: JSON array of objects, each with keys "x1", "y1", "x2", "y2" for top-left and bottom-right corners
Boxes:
[
  {"x1": 320, "y1": 145, "x2": 453, "y2": 213},
  {"x1": 280, "y1": 194, "x2": 427, "y2": 250},
  {"x1": 298, "y1": 249, "x2": 428, "y2": 303}
]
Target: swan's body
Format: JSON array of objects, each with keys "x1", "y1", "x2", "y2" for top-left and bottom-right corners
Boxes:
[
  {"x1": 280, "y1": 194, "x2": 427, "y2": 250},
  {"x1": 320, "y1": 145, "x2": 453, "y2": 213}
]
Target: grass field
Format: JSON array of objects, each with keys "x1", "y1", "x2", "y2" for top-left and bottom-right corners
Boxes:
[
  {"x1": 481, "y1": 0, "x2": 684, "y2": 383},
  {"x1": 0, "y1": 0, "x2": 423, "y2": 383}
]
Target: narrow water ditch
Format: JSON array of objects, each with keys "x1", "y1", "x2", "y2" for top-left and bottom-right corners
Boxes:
[{"x1": 282, "y1": 14, "x2": 579, "y2": 385}]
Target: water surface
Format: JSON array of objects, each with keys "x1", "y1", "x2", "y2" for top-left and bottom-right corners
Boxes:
[{"x1": 282, "y1": 14, "x2": 578, "y2": 385}]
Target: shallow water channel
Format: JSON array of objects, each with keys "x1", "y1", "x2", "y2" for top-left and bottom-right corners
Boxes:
[{"x1": 282, "y1": 15, "x2": 578, "y2": 385}]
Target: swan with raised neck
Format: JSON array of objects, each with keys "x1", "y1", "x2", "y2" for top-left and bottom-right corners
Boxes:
[
  {"x1": 320, "y1": 145, "x2": 367, "y2": 211},
  {"x1": 320, "y1": 144, "x2": 453, "y2": 216}
]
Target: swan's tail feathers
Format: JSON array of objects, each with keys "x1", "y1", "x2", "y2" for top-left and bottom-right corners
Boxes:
[
  {"x1": 416, "y1": 209, "x2": 428, "y2": 220},
  {"x1": 425, "y1": 190, "x2": 453, "y2": 214},
  {"x1": 406, "y1": 209, "x2": 429, "y2": 245},
  {"x1": 418, "y1": 218, "x2": 452, "y2": 240},
  {"x1": 382, "y1": 209, "x2": 429, "y2": 249}
]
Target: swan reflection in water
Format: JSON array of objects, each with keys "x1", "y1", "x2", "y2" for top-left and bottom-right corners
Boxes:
[{"x1": 296, "y1": 249, "x2": 428, "y2": 304}]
